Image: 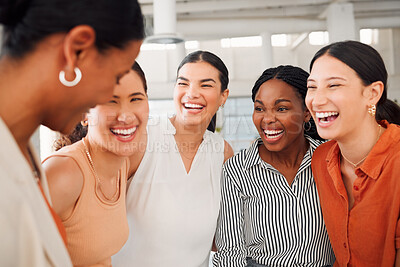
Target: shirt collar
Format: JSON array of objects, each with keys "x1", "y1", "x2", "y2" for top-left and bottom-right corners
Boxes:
[
  {"x1": 243, "y1": 135, "x2": 321, "y2": 171},
  {"x1": 357, "y1": 121, "x2": 400, "y2": 179},
  {"x1": 325, "y1": 120, "x2": 400, "y2": 180}
]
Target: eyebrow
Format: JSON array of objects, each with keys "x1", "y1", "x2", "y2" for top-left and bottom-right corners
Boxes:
[
  {"x1": 275, "y1": 99, "x2": 291, "y2": 105},
  {"x1": 307, "y1": 77, "x2": 347, "y2": 82},
  {"x1": 177, "y1": 76, "x2": 216, "y2": 83},
  {"x1": 112, "y1": 92, "x2": 146, "y2": 99},
  {"x1": 255, "y1": 99, "x2": 291, "y2": 105}
]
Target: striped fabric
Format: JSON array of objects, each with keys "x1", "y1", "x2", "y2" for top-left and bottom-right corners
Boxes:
[{"x1": 213, "y1": 136, "x2": 335, "y2": 267}]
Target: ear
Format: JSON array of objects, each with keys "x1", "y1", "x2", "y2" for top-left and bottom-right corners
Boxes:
[
  {"x1": 62, "y1": 25, "x2": 96, "y2": 78},
  {"x1": 365, "y1": 81, "x2": 384, "y2": 106},
  {"x1": 219, "y1": 89, "x2": 229, "y2": 107},
  {"x1": 304, "y1": 107, "x2": 312, "y2": 122}
]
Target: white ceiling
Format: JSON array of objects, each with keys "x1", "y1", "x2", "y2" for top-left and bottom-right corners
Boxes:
[{"x1": 138, "y1": 0, "x2": 400, "y2": 40}]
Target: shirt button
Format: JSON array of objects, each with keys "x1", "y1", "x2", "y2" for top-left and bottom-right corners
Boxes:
[
  {"x1": 353, "y1": 185, "x2": 359, "y2": 191},
  {"x1": 343, "y1": 243, "x2": 347, "y2": 249}
]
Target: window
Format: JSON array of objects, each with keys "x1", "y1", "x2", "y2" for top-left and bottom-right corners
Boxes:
[
  {"x1": 271, "y1": 34, "x2": 289, "y2": 47},
  {"x1": 221, "y1": 36, "x2": 262, "y2": 48},
  {"x1": 360, "y1": 29, "x2": 379, "y2": 45},
  {"x1": 185, "y1": 40, "x2": 199, "y2": 50},
  {"x1": 309, "y1": 31, "x2": 329, "y2": 45}
]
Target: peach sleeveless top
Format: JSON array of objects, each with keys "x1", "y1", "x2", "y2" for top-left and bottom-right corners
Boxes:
[{"x1": 43, "y1": 140, "x2": 129, "y2": 267}]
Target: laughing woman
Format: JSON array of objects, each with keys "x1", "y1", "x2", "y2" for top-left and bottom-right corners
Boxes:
[
  {"x1": 305, "y1": 41, "x2": 400, "y2": 266},
  {"x1": 213, "y1": 65, "x2": 335, "y2": 267},
  {"x1": 113, "y1": 51, "x2": 234, "y2": 267},
  {"x1": 42, "y1": 62, "x2": 149, "y2": 266}
]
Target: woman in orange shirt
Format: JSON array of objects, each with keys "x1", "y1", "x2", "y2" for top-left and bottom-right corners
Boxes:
[{"x1": 305, "y1": 40, "x2": 400, "y2": 266}]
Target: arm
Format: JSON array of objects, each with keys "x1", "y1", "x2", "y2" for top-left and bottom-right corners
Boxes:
[
  {"x1": 213, "y1": 166, "x2": 247, "y2": 267},
  {"x1": 223, "y1": 140, "x2": 234, "y2": 163},
  {"x1": 42, "y1": 156, "x2": 83, "y2": 220}
]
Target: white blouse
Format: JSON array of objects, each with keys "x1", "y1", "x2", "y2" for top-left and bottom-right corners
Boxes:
[{"x1": 113, "y1": 115, "x2": 225, "y2": 267}]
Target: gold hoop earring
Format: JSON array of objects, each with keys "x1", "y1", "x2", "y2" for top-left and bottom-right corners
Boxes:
[
  {"x1": 368, "y1": 104, "x2": 376, "y2": 117},
  {"x1": 81, "y1": 120, "x2": 88, "y2": 127}
]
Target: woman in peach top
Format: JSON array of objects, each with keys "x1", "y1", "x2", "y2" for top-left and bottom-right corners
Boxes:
[
  {"x1": 43, "y1": 62, "x2": 149, "y2": 266},
  {"x1": 305, "y1": 40, "x2": 400, "y2": 266}
]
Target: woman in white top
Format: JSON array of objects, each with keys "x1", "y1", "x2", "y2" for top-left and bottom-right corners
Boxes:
[{"x1": 113, "y1": 51, "x2": 234, "y2": 267}]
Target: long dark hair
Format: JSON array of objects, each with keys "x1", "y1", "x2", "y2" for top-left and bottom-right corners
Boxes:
[
  {"x1": 310, "y1": 40, "x2": 400, "y2": 125},
  {"x1": 251, "y1": 65, "x2": 323, "y2": 141},
  {"x1": 0, "y1": 0, "x2": 144, "y2": 58},
  {"x1": 177, "y1": 50, "x2": 229, "y2": 93},
  {"x1": 54, "y1": 61, "x2": 147, "y2": 150},
  {"x1": 177, "y1": 50, "x2": 229, "y2": 132}
]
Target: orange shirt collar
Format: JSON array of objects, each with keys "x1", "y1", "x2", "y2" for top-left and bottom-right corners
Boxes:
[{"x1": 325, "y1": 120, "x2": 398, "y2": 181}]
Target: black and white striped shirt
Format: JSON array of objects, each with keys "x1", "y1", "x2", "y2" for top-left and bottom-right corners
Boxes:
[{"x1": 213, "y1": 136, "x2": 335, "y2": 267}]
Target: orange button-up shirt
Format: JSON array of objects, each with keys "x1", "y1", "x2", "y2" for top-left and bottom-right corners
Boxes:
[{"x1": 311, "y1": 121, "x2": 400, "y2": 267}]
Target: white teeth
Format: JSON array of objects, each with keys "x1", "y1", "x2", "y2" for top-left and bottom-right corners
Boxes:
[
  {"x1": 111, "y1": 127, "x2": 137, "y2": 135},
  {"x1": 315, "y1": 112, "x2": 339, "y2": 118},
  {"x1": 184, "y1": 103, "x2": 203, "y2": 109},
  {"x1": 264, "y1": 129, "x2": 284, "y2": 135}
]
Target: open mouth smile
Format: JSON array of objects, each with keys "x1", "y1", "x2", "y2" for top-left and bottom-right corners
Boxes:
[
  {"x1": 315, "y1": 112, "x2": 339, "y2": 126},
  {"x1": 110, "y1": 127, "x2": 137, "y2": 142},
  {"x1": 263, "y1": 129, "x2": 284, "y2": 142},
  {"x1": 183, "y1": 103, "x2": 205, "y2": 110}
]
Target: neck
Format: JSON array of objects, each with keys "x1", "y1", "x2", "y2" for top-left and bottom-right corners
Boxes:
[
  {"x1": 338, "y1": 120, "x2": 382, "y2": 168},
  {"x1": 259, "y1": 135, "x2": 309, "y2": 168},
  {"x1": 0, "y1": 57, "x2": 45, "y2": 159},
  {"x1": 85, "y1": 137, "x2": 126, "y2": 180},
  {"x1": 169, "y1": 116, "x2": 205, "y2": 145},
  {"x1": 128, "y1": 129, "x2": 148, "y2": 177}
]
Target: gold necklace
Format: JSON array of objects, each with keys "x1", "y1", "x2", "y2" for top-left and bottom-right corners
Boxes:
[
  {"x1": 82, "y1": 139, "x2": 120, "y2": 201},
  {"x1": 341, "y1": 125, "x2": 382, "y2": 168}
]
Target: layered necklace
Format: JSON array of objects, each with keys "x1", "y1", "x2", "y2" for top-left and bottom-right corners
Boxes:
[
  {"x1": 82, "y1": 139, "x2": 120, "y2": 201},
  {"x1": 341, "y1": 124, "x2": 382, "y2": 168}
]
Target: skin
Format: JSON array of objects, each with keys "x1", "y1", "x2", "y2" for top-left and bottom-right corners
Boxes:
[
  {"x1": 0, "y1": 25, "x2": 142, "y2": 168},
  {"x1": 171, "y1": 61, "x2": 233, "y2": 173},
  {"x1": 305, "y1": 54, "x2": 384, "y2": 209},
  {"x1": 44, "y1": 70, "x2": 149, "y2": 219},
  {"x1": 253, "y1": 79, "x2": 311, "y2": 185}
]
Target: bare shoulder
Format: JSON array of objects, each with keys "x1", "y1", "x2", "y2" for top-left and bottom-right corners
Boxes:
[
  {"x1": 223, "y1": 140, "x2": 234, "y2": 163},
  {"x1": 42, "y1": 156, "x2": 84, "y2": 218}
]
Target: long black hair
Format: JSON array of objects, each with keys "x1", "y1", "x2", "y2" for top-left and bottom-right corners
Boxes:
[
  {"x1": 177, "y1": 50, "x2": 229, "y2": 132},
  {"x1": 310, "y1": 40, "x2": 400, "y2": 125},
  {"x1": 251, "y1": 65, "x2": 323, "y2": 141}
]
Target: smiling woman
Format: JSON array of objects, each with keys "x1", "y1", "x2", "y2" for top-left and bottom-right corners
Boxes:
[
  {"x1": 42, "y1": 62, "x2": 149, "y2": 266},
  {"x1": 113, "y1": 51, "x2": 234, "y2": 267},
  {"x1": 0, "y1": 0, "x2": 144, "y2": 265},
  {"x1": 213, "y1": 65, "x2": 335, "y2": 267},
  {"x1": 305, "y1": 40, "x2": 400, "y2": 267}
]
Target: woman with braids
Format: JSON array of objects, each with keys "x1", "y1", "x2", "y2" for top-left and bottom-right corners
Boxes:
[
  {"x1": 0, "y1": 0, "x2": 143, "y2": 266},
  {"x1": 213, "y1": 65, "x2": 335, "y2": 267},
  {"x1": 42, "y1": 62, "x2": 149, "y2": 266},
  {"x1": 306, "y1": 41, "x2": 400, "y2": 266}
]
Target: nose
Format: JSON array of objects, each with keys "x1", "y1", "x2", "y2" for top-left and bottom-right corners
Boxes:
[
  {"x1": 186, "y1": 84, "x2": 200, "y2": 99},
  {"x1": 308, "y1": 88, "x2": 327, "y2": 108},
  {"x1": 262, "y1": 110, "x2": 276, "y2": 125},
  {"x1": 116, "y1": 105, "x2": 136, "y2": 124}
]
